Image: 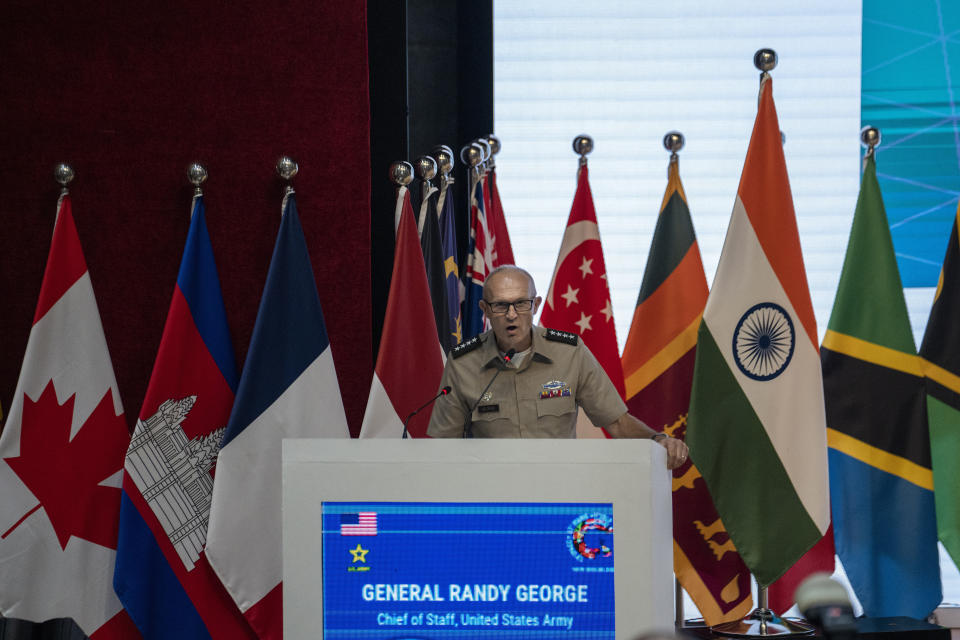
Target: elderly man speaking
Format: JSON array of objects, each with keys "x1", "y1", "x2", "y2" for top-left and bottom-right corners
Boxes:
[{"x1": 427, "y1": 265, "x2": 689, "y2": 469}]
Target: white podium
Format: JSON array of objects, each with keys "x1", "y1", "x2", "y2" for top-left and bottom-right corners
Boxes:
[{"x1": 282, "y1": 439, "x2": 673, "y2": 639}]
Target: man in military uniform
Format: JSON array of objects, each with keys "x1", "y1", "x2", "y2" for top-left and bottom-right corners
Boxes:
[{"x1": 427, "y1": 265, "x2": 689, "y2": 469}]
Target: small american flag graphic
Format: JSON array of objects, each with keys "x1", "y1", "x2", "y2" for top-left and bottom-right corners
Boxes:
[{"x1": 340, "y1": 512, "x2": 378, "y2": 536}]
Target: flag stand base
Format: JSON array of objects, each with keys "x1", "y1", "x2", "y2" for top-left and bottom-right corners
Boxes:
[
  {"x1": 711, "y1": 586, "x2": 815, "y2": 637},
  {"x1": 710, "y1": 613, "x2": 815, "y2": 637}
]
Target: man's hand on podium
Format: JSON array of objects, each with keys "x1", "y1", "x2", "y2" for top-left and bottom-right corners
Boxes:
[{"x1": 605, "y1": 413, "x2": 690, "y2": 469}]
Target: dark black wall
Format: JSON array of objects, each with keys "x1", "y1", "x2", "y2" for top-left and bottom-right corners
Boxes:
[{"x1": 368, "y1": 0, "x2": 493, "y2": 354}]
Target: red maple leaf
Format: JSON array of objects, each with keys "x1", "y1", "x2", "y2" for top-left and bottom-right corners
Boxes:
[{"x1": 4, "y1": 380, "x2": 129, "y2": 550}]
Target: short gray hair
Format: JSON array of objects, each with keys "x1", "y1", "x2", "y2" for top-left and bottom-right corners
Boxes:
[{"x1": 482, "y1": 265, "x2": 537, "y2": 299}]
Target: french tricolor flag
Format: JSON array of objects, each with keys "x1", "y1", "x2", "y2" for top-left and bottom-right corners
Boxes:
[
  {"x1": 205, "y1": 191, "x2": 349, "y2": 639},
  {"x1": 113, "y1": 194, "x2": 255, "y2": 638}
]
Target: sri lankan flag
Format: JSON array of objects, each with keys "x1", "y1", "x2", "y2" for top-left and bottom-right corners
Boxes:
[
  {"x1": 823, "y1": 152, "x2": 940, "y2": 617},
  {"x1": 621, "y1": 155, "x2": 752, "y2": 625},
  {"x1": 921, "y1": 204, "x2": 960, "y2": 591}
]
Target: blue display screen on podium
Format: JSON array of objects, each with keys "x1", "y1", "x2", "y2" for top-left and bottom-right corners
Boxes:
[{"x1": 321, "y1": 501, "x2": 615, "y2": 638}]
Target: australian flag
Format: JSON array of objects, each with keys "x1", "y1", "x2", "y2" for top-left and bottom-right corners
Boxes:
[
  {"x1": 114, "y1": 194, "x2": 255, "y2": 638},
  {"x1": 462, "y1": 178, "x2": 490, "y2": 340}
]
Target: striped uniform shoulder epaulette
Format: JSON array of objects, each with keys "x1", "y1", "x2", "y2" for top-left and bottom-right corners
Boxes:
[
  {"x1": 451, "y1": 335, "x2": 482, "y2": 358},
  {"x1": 544, "y1": 329, "x2": 578, "y2": 346}
]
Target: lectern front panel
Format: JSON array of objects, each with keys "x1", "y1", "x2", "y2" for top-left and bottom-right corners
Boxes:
[
  {"x1": 320, "y1": 501, "x2": 615, "y2": 638},
  {"x1": 282, "y1": 439, "x2": 673, "y2": 639}
]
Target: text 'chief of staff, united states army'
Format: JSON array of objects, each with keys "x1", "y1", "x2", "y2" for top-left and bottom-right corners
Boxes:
[{"x1": 427, "y1": 265, "x2": 689, "y2": 469}]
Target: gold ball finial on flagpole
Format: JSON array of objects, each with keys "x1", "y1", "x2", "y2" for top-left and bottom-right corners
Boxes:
[
  {"x1": 187, "y1": 163, "x2": 208, "y2": 196},
  {"x1": 433, "y1": 145, "x2": 455, "y2": 176},
  {"x1": 663, "y1": 131, "x2": 684, "y2": 154},
  {"x1": 486, "y1": 134, "x2": 501, "y2": 155},
  {"x1": 415, "y1": 156, "x2": 437, "y2": 182},
  {"x1": 276, "y1": 156, "x2": 298, "y2": 199},
  {"x1": 754, "y1": 49, "x2": 778, "y2": 72},
  {"x1": 474, "y1": 139, "x2": 491, "y2": 166},
  {"x1": 860, "y1": 126, "x2": 881, "y2": 152},
  {"x1": 276, "y1": 156, "x2": 299, "y2": 181},
  {"x1": 573, "y1": 134, "x2": 593, "y2": 167},
  {"x1": 54, "y1": 163, "x2": 75, "y2": 193},
  {"x1": 460, "y1": 143, "x2": 483, "y2": 169},
  {"x1": 389, "y1": 161, "x2": 414, "y2": 186},
  {"x1": 663, "y1": 131, "x2": 684, "y2": 167},
  {"x1": 573, "y1": 135, "x2": 593, "y2": 156}
]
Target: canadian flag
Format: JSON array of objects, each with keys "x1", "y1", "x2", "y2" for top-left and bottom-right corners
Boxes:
[
  {"x1": 0, "y1": 194, "x2": 138, "y2": 637},
  {"x1": 540, "y1": 165, "x2": 625, "y2": 438}
]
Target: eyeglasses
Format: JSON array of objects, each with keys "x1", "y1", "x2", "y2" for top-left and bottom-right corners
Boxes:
[{"x1": 483, "y1": 298, "x2": 535, "y2": 315}]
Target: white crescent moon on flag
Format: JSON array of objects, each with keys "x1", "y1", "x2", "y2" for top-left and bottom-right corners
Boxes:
[{"x1": 546, "y1": 220, "x2": 600, "y2": 310}]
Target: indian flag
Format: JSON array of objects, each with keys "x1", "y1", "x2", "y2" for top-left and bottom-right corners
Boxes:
[{"x1": 686, "y1": 76, "x2": 830, "y2": 588}]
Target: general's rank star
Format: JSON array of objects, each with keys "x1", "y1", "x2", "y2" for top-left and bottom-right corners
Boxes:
[{"x1": 349, "y1": 543, "x2": 369, "y2": 563}]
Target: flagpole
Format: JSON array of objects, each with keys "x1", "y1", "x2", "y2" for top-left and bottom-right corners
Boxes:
[
  {"x1": 389, "y1": 160, "x2": 414, "y2": 234},
  {"x1": 664, "y1": 131, "x2": 683, "y2": 169},
  {"x1": 187, "y1": 162, "x2": 207, "y2": 202},
  {"x1": 415, "y1": 155, "x2": 438, "y2": 238},
  {"x1": 277, "y1": 155, "x2": 299, "y2": 214},
  {"x1": 709, "y1": 50, "x2": 817, "y2": 639},
  {"x1": 573, "y1": 134, "x2": 593, "y2": 173},
  {"x1": 861, "y1": 125, "x2": 880, "y2": 162},
  {"x1": 662, "y1": 131, "x2": 690, "y2": 632},
  {"x1": 485, "y1": 134, "x2": 500, "y2": 170},
  {"x1": 54, "y1": 163, "x2": 74, "y2": 207},
  {"x1": 460, "y1": 142, "x2": 483, "y2": 221},
  {"x1": 415, "y1": 155, "x2": 437, "y2": 208},
  {"x1": 475, "y1": 138, "x2": 492, "y2": 179},
  {"x1": 433, "y1": 144, "x2": 455, "y2": 214}
]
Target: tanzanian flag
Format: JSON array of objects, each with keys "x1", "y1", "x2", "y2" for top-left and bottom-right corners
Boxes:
[
  {"x1": 621, "y1": 154, "x2": 752, "y2": 625},
  {"x1": 822, "y1": 152, "x2": 940, "y2": 617},
  {"x1": 921, "y1": 203, "x2": 960, "y2": 582}
]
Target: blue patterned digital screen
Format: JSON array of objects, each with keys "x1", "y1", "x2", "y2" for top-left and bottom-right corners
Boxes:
[
  {"x1": 321, "y1": 502, "x2": 615, "y2": 639},
  {"x1": 862, "y1": 0, "x2": 960, "y2": 287}
]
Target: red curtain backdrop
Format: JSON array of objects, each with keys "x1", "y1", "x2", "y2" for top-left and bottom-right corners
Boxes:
[{"x1": 0, "y1": 0, "x2": 372, "y2": 435}]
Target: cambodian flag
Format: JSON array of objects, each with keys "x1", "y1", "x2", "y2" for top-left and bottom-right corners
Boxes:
[{"x1": 113, "y1": 194, "x2": 255, "y2": 638}]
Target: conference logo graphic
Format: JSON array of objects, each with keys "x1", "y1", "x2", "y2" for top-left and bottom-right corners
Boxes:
[{"x1": 566, "y1": 512, "x2": 613, "y2": 561}]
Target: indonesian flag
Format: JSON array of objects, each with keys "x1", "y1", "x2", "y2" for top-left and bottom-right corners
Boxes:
[
  {"x1": 541, "y1": 165, "x2": 626, "y2": 418},
  {"x1": 359, "y1": 186, "x2": 444, "y2": 438},
  {"x1": 686, "y1": 76, "x2": 830, "y2": 588},
  {"x1": 0, "y1": 195, "x2": 139, "y2": 637}
]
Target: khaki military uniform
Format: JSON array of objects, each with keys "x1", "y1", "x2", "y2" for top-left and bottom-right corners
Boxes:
[{"x1": 427, "y1": 326, "x2": 627, "y2": 438}]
